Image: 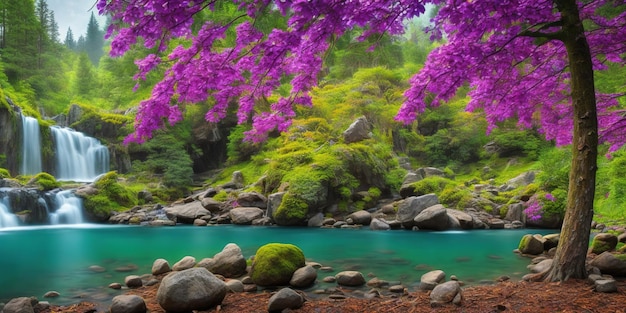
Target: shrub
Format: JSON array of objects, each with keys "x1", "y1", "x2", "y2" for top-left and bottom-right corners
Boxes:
[
  {"x1": 273, "y1": 192, "x2": 308, "y2": 225},
  {"x1": 30, "y1": 172, "x2": 60, "y2": 191},
  {"x1": 440, "y1": 186, "x2": 473, "y2": 209},
  {"x1": 409, "y1": 176, "x2": 456, "y2": 196},
  {"x1": 0, "y1": 168, "x2": 10, "y2": 179},
  {"x1": 83, "y1": 171, "x2": 137, "y2": 215}
]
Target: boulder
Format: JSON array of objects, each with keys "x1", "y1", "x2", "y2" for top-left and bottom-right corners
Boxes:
[
  {"x1": 203, "y1": 243, "x2": 248, "y2": 278},
  {"x1": 2, "y1": 297, "x2": 35, "y2": 313},
  {"x1": 430, "y1": 281, "x2": 463, "y2": 306},
  {"x1": 307, "y1": 212, "x2": 324, "y2": 227},
  {"x1": 414, "y1": 205, "x2": 450, "y2": 231},
  {"x1": 267, "y1": 192, "x2": 286, "y2": 222},
  {"x1": 346, "y1": 210, "x2": 372, "y2": 225},
  {"x1": 370, "y1": 218, "x2": 391, "y2": 231},
  {"x1": 343, "y1": 116, "x2": 371, "y2": 144},
  {"x1": 505, "y1": 203, "x2": 524, "y2": 222},
  {"x1": 230, "y1": 207, "x2": 265, "y2": 225},
  {"x1": 289, "y1": 265, "x2": 317, "y2": 288},
  {"x1": 43, "y1": 291, "x2": 60, "y2": 298},
  {"x1": 110, "y1": 295, "x2": 147, "y2": 313},
  {"x1": 164, "y1": 201, "x2": 211, "y2": 224},
  {"x1": 236, "y1": 192, "x2": 268, "y2": 209},
  {"x1": 251, "y1": 243, "x2": 306, "y2": 286},
  {"x1": 396, "y1": 194, "x2": 439, "y2": 228},
  {"x1": 267, "y1": 288, "x2": 305, "y2": 312},
  {"x1": 193, "y1": 218, "x2": 208, "y2": 226},
  {"x1": 589, "y1": 252, "x2": 626, "y2": 276},
  {"x1": 172, "y1": 256, "x2": 196, "y2": 271},
  {"x1": 156, "y1": 267, "x2": 227, "y2": 313},
  {"x1": 504, "y1": 171, "x2": 536, "y2": 189},
  {"x1": 529, "y1": 259, "x2": 553, "y2": 273},
  {"x1": 226, "y1": 280, "x2": 245, "y2": 293},
  {"x1": 518, "y1": 234, "x2": 545, "y2": 255},
  {"x1": 446, "y1": 209, "x2": 474, "y2": 229},
  {"x1": 595, "y1": 279, "x2": 618, "y2": 293},
  {"x1": 419, "y1": 270, "x2": 446, "y2": 290},
  {"x1": 201, "y1": 197, "x2": 223, "y2": 213},
  {"x1": 335, "y1": 271, "x2": 366, "y2": 287},
  {"x1": 399, "y1": 172, "x2": 424, "y2": 198},
  {"x1": 543, "y1": 234, "x2": 560, "y2": 250},
  {"x1": 590, "y1": 233, "x2": 618, "y2": 254}
]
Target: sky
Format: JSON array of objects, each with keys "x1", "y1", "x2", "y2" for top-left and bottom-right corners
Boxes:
[{"x1": 46, "y1": 0, "x2": 107, "y2": 41}]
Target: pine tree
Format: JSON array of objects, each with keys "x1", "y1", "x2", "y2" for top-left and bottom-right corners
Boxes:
[
  {"x1": 84, "y1": 12, "x2": 104, "y2": 65},
  {"x1": 64, "y1": 27, "x2": 76, "y2": 50}
]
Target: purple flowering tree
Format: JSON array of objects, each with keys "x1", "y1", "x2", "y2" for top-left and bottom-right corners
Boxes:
[{"x1": 98, "y1": 0, "x2": 625, "y2": 281}]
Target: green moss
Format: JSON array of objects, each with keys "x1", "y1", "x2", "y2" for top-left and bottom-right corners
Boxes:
[
  {"x1": 518, "y1": 234, "x2": 532, "y2": 251},
  {"x1": 274, "y1": 192, "x2": 308, "y2": 225},
  {"x1": 31, "y1": 172, "x2": 60, "y2": 191},
  {"x1": 213, "y1": 190, "x2": 230, "y2": 202},
  {"x1": 590, "y1": 236, "x2": 617, "y2": 254},
  {"x1": 0, "y1": 168, "x2": 10, "y2": 179},
  {"x1": 251, "y1": 243, "x2": 306, "y2": 286},
  {"x1": 440, "y1": 186, "x2": 473, "y2": 209},
  {"x1": 83, "y1": 171, "x2": 137, "y2": 216},
  {"x1": 409, "y1": 176, "x2": 456, "y2": 196}
]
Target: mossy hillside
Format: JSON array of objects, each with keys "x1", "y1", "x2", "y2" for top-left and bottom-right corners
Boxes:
[
  {"x1": 273, "y1": 192, "x2": 309, "y2": 226},
  {"x1": 28, "y1": 172, "x2": 60, "y2": 191},
  {"x1": 250, "y1": 243, "x2": 305, "y2": 286}
]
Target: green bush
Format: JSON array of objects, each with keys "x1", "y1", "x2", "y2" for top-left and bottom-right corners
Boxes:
[
  {"x1": 490, "y1": 129, "x2": 544, "y2": 159},
  {"x1": 409, "y1": 176, "x2": 456, "y2": 196},
  {"x1": 0, "y1": 168, "x2": 10, "y2": 179},
  {"x1": 83, "y1": 171, "x2": 137, "y2": 215},
  {"x1": 440, "y1": 186, "x2": 473, "y2": 209},
  {"x1": 537, "y1": 147, "x2": 571, "y2": 191},
  {"x1": 226, "y1": 124, "x2": 262, "y2": 163}
]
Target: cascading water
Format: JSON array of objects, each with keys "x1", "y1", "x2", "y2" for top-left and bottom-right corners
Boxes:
[
  {"x1": 48, "y1": 190, "x2": 84, "y2": 224},
  {"x1": 20, "y1": 115, "x2": 42, "y2": 175},
  {"x1": 51, "y1": 126, "x2": 110, "y2": 182},
  {"x1": 0, "y1": 197, "x2": 19, "y2": 228}
]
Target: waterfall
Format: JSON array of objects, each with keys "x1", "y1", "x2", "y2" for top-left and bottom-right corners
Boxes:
[
  {"x1": 20, "y1": 115, "x2": 42, "y2": 175},
  {"x1": 48, "y1": 190, "x2": 84, "y2": 224},
  {"x1": 51, "y1": 126, "x2": 110, "y2": 182},
  {"x1": 0, "y1": 197, "x2": 19, "y2": 228}
]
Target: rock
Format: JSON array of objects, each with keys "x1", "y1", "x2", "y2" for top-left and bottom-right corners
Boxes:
[
  {"x1": 335, "y1": 271, "x2": 366, "y2": 287},
  {"x1": 518, "y1": 234, "x2": 544, "y2": 255},
  {"x1": 618, "y1": 232, "x2": 626, "y2": 243},
  {"x1": 430, "y1": 281, "x2": 463, "y2": 306},
  {"x1": 343, "y1": 116, "x2": 371, "y2": 144},
  {"x1": 89, "y1": 265, "x2": 106, "y2": 273},
  {"x1": 446, "y1": 209, "x2": 474, "y2": 230},
  {"x1": 236, "y1": 192, "x2": 268, "y2": 209},
  {"x1": 203, "y1": 243, "x2": 248, "y2": 278},
  {"x1": 367, "y1": 277, "x2": 389, "y2": 288},
  {"x1": 226, "y1": 280, "x2": 245, "y2": 293},
  {"x1": 307, "y1": 212, "x2": 325, "y2": 227},
  {"x1": 322, "y1": 276, "x2": 336, "y2": 283},
  {"x1": 589, "y1": 252, "x2": 626, "y2": 276},
  {"x1": 164, "y1": 201, "x2": 211, "y2": 224},
  {"x1": 2, "y1": 297, "x2": 35, "y2": 313},
  {"x1": 419, "y1": 270, "x2": 446, "y2": 290},
  {"x1": 110, "y1": 295, "x2": 147, "y2": 313},
  {"x1": 370, "y1": 218, "x2": 391, "y2": 230},
  {"x1": 267, "y1": 192, "x2": 286, "y2": 222},
  {"x1": 229, "y1": 207, "x2": 265, "y2": 225},
  {"x1": 505, "y1": 171, "x2": 536, "y2": 189},
  {"x1": 201, "y1": 197, "x2": 223, "y2": 213},
  {"x1": 396, "y1": 194, "x2": 439, "y2": 228},
  {"x1": 252, "y1": 216, "x2": 272, "y2": 225},
  {"x1": 172, "y1": 256, "x2": 196, "y2": 271},
  {"x1": 156, "y1": 267, "x2": 227, "y2": 312},
  {"x1": 414, "y1": 205, "x2": 450, "y2": 231},
  {"x1": 529, "y1": 259, "x2": 553, "y2": 273},
  {"x1": 125, "y1": 275, "x2": 143, "y2": 288},
  {"x1": 505, "y1": 203, "x2": 525, "y2": 222},
  {"x1": 267, "y1": 288, "x2": 305, "y2": 312},
  {"x1": 152, "y1": 258, "x2": 172, "y2": 275},
  {"x1": 290, "y1": 265, "x2": 317, "y2": 288},
  {"x1": 43, "y1": 291, "x2": 59, "y2": 298},
  {"x1": 109, "y1": 283, "x2": 122, "y2": 289},
  {"x1": 149, "y1": 219, "x2": 176, "y2": 226},
  {"x1": 590, "y1": 233, "x2": 618, "y2": 254},
  {"x1": 488, "y1": 218, "x2": 506, "y2": 229},
  {"x1": 193, "y1": 218, "x2": 208, "y2": 226},
  {"x1": 251, "y1": 243, "x2": 306, "y2": 286},
  {"x1": 346, "y1": 210, "x2": 372, "y2": 225},
  {"x1": 595, "y1": 279, "x2": 618, "y2": 293},
  {"x1": 399, "y1": 172, "x2": 424, "y2": 198}
]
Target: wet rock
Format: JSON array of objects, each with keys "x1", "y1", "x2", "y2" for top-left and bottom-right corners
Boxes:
[
  {"x1": 172, "y1": 256, "x2": 196, "y2": 271},
  {"x1": 289, "y1": 265, "x2": 317, "y2": 288},
  {"x1": 152, "y1": 258, "x2": 171, "y2": 275},
  {"x1": 419, "y1": 270, "x2": 446, "y2": 290},
  {"x1": 157, "y1": 267, "x2": 227, "y2": 312},
  {"x1": 109, "y1": 283, "x2": 122, "y2": 289},
  {"x1": 230, "y1": 207, "x2": 264, "y2": 225},
  {"x1": 125, "y1": 275, "x2": 143, "y2": 288},
  {"x1": 414, "y1": 204, "x2": 449, "y2": 231},
  {"x1": 2, "y1": 297, "x2": 35, "y2": 313},
  {"x1": 43, "y1": 291, "x2": 59, "y2": 298},
  {"x1": 396, "y1": 194, "x2": 439, "y2": 228},
  {"x1": 430, "y1": 281, "x2": 463, "y2": 306},
  {"x1": 335, "y1": 271, "x2": 366, "y2": 287},
  {"x1": 346, "y1": 210, "x2": 372, "y2": 225},
  {"x1": 370, "y1": 218, "x2": 391, "y2": 231},
  {"x1": 267, "y1": 288, "x2": 304, "y2": 312}
]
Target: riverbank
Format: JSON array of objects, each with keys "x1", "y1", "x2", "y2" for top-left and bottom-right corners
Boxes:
[{"x1": 45, "y1": 278, "x2": 626, "y2": 313}]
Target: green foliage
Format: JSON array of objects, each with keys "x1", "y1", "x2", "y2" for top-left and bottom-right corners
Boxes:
[
  {"x1": 227, "y1": 124, "x2": 262, "y2": 163},
  {"x1": 489, "y1": 128, "x2": 545, "y2": 159},
  {"x1": 30, "y1": 172, "x2": 60, "y2": 190},
  {"x1": 409, "y1": 176, "x2": 456, "y2": 196},
  {"x1": 536, "y1": 147, "x2": 571, "y2": 191},
  {"x1": 274, "y1": 192, "x2": 309, "y2": 223},
  {"x1": 440, "y1": 186, "x2": 473, "y2": 209},
  {"x1": 213, "y1": 190, "x2": 230, "y2": 202}
]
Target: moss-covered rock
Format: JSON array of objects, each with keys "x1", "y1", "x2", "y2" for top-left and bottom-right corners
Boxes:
[
  {"x1": 590, "y1": 233, "x2": 618, "y2": 255},
  {"x1": 0, "y1": 168, "x2": 10, "y2": 179},
  {"x1": 82, "y1": 171, "x2": 137, "y2": 220},
  {"x1": 273, "y1": 192, "x2": 308, "y2": 226},
  {"x1": 27, "y1": 172, "x2": 60, "y2": 191},
  {"x1": 251, "y1": 243, "x2": 305, "y2": 286},
  {"x1": 518, "y1": 234, "x2": 544, "y2": 255},
  {"x1": 408, "y1": 176, "x2": 456, "y2": 196}
]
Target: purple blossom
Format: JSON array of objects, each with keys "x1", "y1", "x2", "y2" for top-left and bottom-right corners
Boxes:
[
  {"x1": 545, "y1": 193, "x2": 556, "y2": 202},
  {"x1": 524, "y1": 197, "x2": 543, "y2": 222}
]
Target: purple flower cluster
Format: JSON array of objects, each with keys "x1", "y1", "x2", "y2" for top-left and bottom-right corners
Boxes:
[
  {"x1": 524, "y1": 198, "x2": 543, "y2": 222},
  {"x1": 98, "y1": 0, "x2": 626, "y2": 149}
]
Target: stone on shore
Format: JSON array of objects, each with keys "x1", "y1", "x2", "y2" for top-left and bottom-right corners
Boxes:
[
  {"x1": 110, "y1": 295, "x2": 147, "y2": 313},
  {"x1": 518, "y1": 234, "x2": 544, "y2": 255},
  {"x1": 346, "y1": 210, "x2": 372, "y2": 225},
  {"x1": 414, "y1": 205, "x2": 450, "y2": 231},
  {"x1": 164, "y1": 201, "x2": 211, "y2": 224},
  {"x1": 335, "y1": 271, "x2": 366, "y2": 287},
  {"x1": 3, "y1": 297, "x2": 35, "y2": 313},
  {"x1": 43, "y1": 291, "x2": 60, "y2": 298},
  {"x1": 156, "y1": 267, "x2": 227, "y2": 313},
  {"x1": 589, "y1": 251, "x2": 626, "y2": 276},
  {"x1": 200, "y1": 243, "x2": 248, "y2": 278},
  {"x1": 151, "y1": 258, "x2": 172, "y2": 275},
  {"x1": 172, "y1": 256, "x2": 196, "y2": 271},
  {"x1": 268, "y1": 288, "x2": 305, "y2": 312},
  {"x1": 230, "y1": 207, "x2": 265, "y2": 225},
  {"x1": 125, "y1": 275, "x2": 143, "y2": 288},
  {"x1": 419, "y1": 270, "x2": 446, "y2": 290},
  {"x1": 590, "y1": 233, "x2": 618, "y2": 254},
  {"x1": 430, "y1": 281, "x2": 463, "y2": 306},
  {"x1": 370, "y1": 218, "x2": 391, "y2": 231},
  {"x1": 251, "y1": 243, "x2": 306, "y2": 286},
  {"x1": 289, "y1": 265, "x2": 317, "y2": 288}
]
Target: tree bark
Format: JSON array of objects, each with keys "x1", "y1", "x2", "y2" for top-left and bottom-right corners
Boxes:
[{"x1": 545, "y1": 0, "x2": 598, "y2": 281}]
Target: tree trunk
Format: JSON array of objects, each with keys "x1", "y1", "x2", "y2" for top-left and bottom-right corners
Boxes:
[{"x1": 545, "y1": 0, "x2": 598, "y2": 281}]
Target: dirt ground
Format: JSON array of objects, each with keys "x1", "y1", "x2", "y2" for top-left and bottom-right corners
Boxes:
[{"x1": 45, "y1": 278, "x2": 626, "y2": 313}]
